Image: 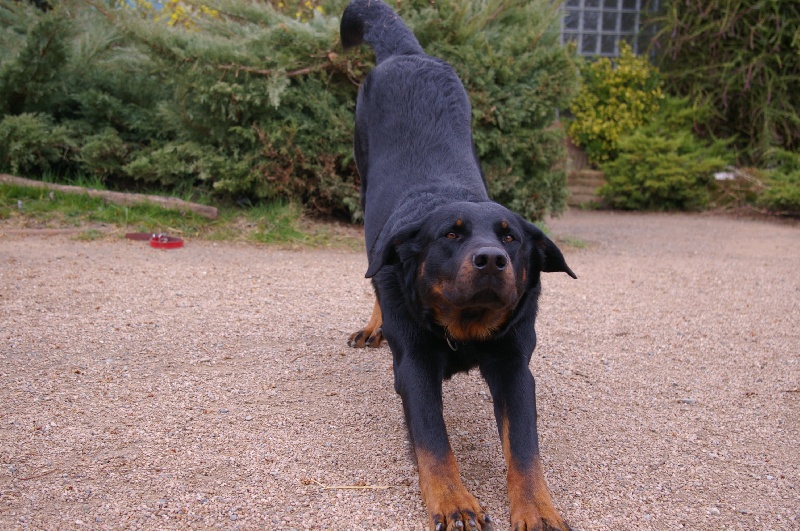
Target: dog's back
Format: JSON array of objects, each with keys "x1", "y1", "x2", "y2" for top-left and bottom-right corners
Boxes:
[{"x1": 341, "y1": 0, "x2": 488, "y2": 266}]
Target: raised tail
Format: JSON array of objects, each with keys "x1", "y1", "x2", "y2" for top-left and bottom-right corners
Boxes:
[{"x1": 340, "y1": 0, "x2": 423, "y2": 64}]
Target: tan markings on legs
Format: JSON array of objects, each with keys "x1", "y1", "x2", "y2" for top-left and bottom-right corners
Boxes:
[
  {"x1": 348, "y1": 298, "x2": 384, "y2": 348},
  {"x1": 501, "y1": 416, "x2": 569, "y2": 531},
  {"x1": 416, "y1": 448, "x2": 491, "y2": 530}
]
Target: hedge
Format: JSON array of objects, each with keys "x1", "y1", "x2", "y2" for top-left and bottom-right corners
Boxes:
[{"x1": 0, "y1": 0, "x2": 578, "y2": 221}]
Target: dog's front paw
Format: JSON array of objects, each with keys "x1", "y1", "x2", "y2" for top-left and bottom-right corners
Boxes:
[
  {"x1": 510, "y1": 508, "x2": 570, "y2": 531},
  {"x1": 347, "y1": 327, "x2": 384, "y2": 348},
  {"x1": 430, "y1": 504, "x2": 493, "y2": 531}
]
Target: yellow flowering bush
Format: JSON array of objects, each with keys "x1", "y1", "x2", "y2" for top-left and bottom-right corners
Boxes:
[
  {"x1": 122, "y1": 0, "x2": 218, "y2": 28},
  {"x1": 568, "y1": 42, "x2": 664, "y2": 166},
  {"x1": 274, "y1": 0, "x2": 324, "y2": 22},
  {"x1": 122, "y1": 0, "x2": 322, "y2": 29}
]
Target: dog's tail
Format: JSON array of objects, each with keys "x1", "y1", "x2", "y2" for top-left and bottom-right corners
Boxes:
[{"x1": 340, "y1": 0, "x2": 423, "y2": 64}]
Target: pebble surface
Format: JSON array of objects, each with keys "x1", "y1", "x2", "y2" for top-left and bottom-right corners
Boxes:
[{"x1": 0, "y1": 210, "x2": 798, "y2": 529}]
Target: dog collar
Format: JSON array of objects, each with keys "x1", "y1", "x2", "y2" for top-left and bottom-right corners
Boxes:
[
  {"x1": 445, "y1": 334, "x2": 459, "y2": 351},
  {"x1": 125, "y1": 232, "x2": 184, "y2": 249}
]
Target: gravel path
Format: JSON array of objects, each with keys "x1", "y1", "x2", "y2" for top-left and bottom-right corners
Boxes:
[{"x1": 1, "y1": 211, "x2": 798, "y2": 530}]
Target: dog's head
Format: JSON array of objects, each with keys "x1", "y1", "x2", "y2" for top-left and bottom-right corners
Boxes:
[{"x1": 367, "y1": 202, "x2": 576, "y2": 342}]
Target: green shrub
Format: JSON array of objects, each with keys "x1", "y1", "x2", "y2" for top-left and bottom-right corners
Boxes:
[
  {"x1": 79, "y1": 129, "x2": 128, "y2": 179},
  {"x1": 568, "y1": 42, "x2": 663, "y2": 166},
  {"x1": 651, "y1": 0, "x2": 800, "y2": 165},
  {"x1": 758, "y1": 150, "x2": 800, "y2": 214},
  {"x1": 0, "y1": 113, "x2": 76, "y2": 175},
  {"x1": 0, "y1": 0, "x2": 577, "y2": 221},
  {"x1": 0, "y1": 8, "x2": 70, "y2": 116},
  {"x1": 599, "y1": 97, "x2": 731, "y2": 210}
]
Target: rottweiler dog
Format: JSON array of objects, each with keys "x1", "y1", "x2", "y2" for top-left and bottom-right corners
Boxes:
[{"x1": 341, "y1": 1, "x2": 576, "y2": 529}]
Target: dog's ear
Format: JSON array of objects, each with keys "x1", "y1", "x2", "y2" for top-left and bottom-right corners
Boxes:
[
  {"x1": 522, "y1": 220, "x2": 577, "y2": 279},
  {"x1": 365, "y1": 221, "x2": 425, "y2": 278}
]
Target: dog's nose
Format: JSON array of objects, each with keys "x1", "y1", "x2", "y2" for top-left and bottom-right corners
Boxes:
[{"x1": 472, "y1": 247, "x2": 508, "y2": 273}]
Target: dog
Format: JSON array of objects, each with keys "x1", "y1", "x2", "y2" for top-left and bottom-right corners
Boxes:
[{"x1": 341, "y1": 1, "x2": 576, "y2": 529}]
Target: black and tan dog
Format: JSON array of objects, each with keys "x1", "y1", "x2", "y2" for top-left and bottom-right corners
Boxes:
[{"x1": 341, "y1": 1, "x2": 576, "y2": 529}]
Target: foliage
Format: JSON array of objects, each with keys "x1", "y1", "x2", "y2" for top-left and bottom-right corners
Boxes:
[
  {"x1": 0, "y1": 181, "x2": 354, "y2": 245},
  {"x1": 650, "y1": 0, "x2": 800, "y2": 164},
  {"x1": 0, "y1": 181, "x2": 210, "y2": 233},
  {"x1": 0, "y1": 0, "x2": 576, "y2": 221},
  {"x1": 567, "y1": 42, "x2": 663, "y2": 166},
  {"x1": 0, "y1": 113, "x2": 76, "y2": 175},
  {"x1": 124, "y1": 0, "x2": 220, "y2": 28},
  {"x1": 599, "y1": 96, "x2": 731, "y2": 210},
  {"x1": 757, "y1": 150, "x2": 800, "y2": 214}
]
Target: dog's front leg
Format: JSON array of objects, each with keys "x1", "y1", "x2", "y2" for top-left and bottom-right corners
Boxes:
[
  {"x1": 482, "y1": 357, "x2": 571, "y2": 531},
  {"x1": 393, "y1": 351, "x2": 493, "y2": 531}
]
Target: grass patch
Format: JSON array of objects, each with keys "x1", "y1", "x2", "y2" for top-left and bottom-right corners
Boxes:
[
  {"x1": 1, "y1": 184, "x2": 209, "y2": 235},
  {"x1": 558, "y1": 235, "x2": 589, "y2": 249},
  {"x1": 246, "y1": 201, "x2": 309, "y2": 245},
  {"x1": 0, "y1": 183, "x2": 362, "y2": 248}
]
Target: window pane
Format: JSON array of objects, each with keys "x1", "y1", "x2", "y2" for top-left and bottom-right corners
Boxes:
[
  {"x1": 585, "y1": 0, "x2": 601, "y2": 7},
  {"x1": 621, "y1": 12, "x2": 638, "y2": 32},
  {"x1": 565, "y1": 0, "x2": 580, "y2": 7},
  {"x1": 563, "y1": 32, "x2": 579, "y2": 45},
  {"x1": 622, "y1": 0, "x2": 638, "y2": 9},
  {"x1": 583, "y1": 10, "x2": 600, "y2": 31},
  {"x1": 581, "y1": 33, "x2": 598, "y2": 54},
  {"x1": 601, "y1": 35, "x2": 617, "y2": 55},
  {"x1": 564, "y1": 10, "x2": 580, "y2": 30},
  {"x1": 604, "y1": 0, "x2": 618, "y2": 8},
  {"x1": 602, "y1": 12, "x2": 618, "y2": 32}
]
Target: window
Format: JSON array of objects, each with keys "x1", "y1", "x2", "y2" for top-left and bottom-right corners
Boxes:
[{"x1": 562, "y1": 0, "x2": 658, "y2": 57}]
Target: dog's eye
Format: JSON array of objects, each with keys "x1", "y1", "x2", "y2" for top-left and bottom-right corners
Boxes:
[
  {"x1": 446, "y1": 232, "x2": 458, "y2": 240},
  {"x1": 502, "y1": 234, "x2": 514, "y2": 243}
]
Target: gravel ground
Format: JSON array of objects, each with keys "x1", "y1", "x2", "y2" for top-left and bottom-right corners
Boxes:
[{"x1": 1, "y1": 210, "x2": 798, "y2": 530}]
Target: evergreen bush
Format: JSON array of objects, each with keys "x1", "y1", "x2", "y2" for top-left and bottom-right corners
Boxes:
[
  {"x1": 651, "y1": 0, "x2": 800, "y2": 164},
  {"x1": 599, "y1": 96, "x2": 731, "y2": 211},
  {"x1": 758, "y1": 150, "x2": 800, "y2": 214},
  {"x1": 0, "y1": 113, "x2": 76, "y2": 175},
  {"x1": 0, "y1": 0, "x2": 577, "y2": 221}
]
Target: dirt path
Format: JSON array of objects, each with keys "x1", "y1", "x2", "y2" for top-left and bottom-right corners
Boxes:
[{"x1": 1, "y1": 211, "x2": 798, "y2": 530}]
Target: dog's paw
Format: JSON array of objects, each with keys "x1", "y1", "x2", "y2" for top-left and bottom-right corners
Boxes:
[
  {"x1": 510, "y1": 510, "x2": 570, "y2": 531},
  {"x1": 432, "y1": 509, "x2": 493, "y2": 531},
  {"x1": 347, "y1": 327, "x2": 384, "y2": 348}
]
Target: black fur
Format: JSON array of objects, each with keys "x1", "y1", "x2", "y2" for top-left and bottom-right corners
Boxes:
[{"x1": 341, "y1": 1, "x2": 575, "y2": 528}]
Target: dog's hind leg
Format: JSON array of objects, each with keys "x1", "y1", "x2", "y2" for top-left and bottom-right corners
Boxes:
[{"x1": 348, "y1": 297, "x2": 384, "y2": 348}]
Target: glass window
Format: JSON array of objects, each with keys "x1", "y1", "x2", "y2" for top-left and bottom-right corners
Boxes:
[
  {"x1": 621, "y1": 12, "x2": 638, "y2": 33},
  {"x1": 563, "y1": 32, "x2": 579, "y2": 45},
  {"x1": 563, "y1": 0, "x2": 655, "y2": 56},
  {"x1": 583, "y1": 10, "x2": 600, "y2": 31},
  {"x1": 581, "y1": 33, "x2": 598, "y2": 54},
  {"x1": 601, "y1": 35, "x2": 617, "y2": 55},
  {"x1": 564, "y1": 10, "x2": 580, "y2": 30},
  {"x1": 602, "y1": 12, "x2": 618, "y2": 32}
]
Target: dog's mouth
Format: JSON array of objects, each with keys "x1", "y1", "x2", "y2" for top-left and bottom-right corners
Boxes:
[
  {"x1": 458, "y1": 286, "x2": 511, "y2": 307},
  {"x1": 440, "y1": 281, "x2": 518, "y2": 310},
  {"x1": 429, "y1": 286, "x2": 517, "y2": 342},
  {"x1": 436, "y1": 303, "x2": 512, "y2": 343}
]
